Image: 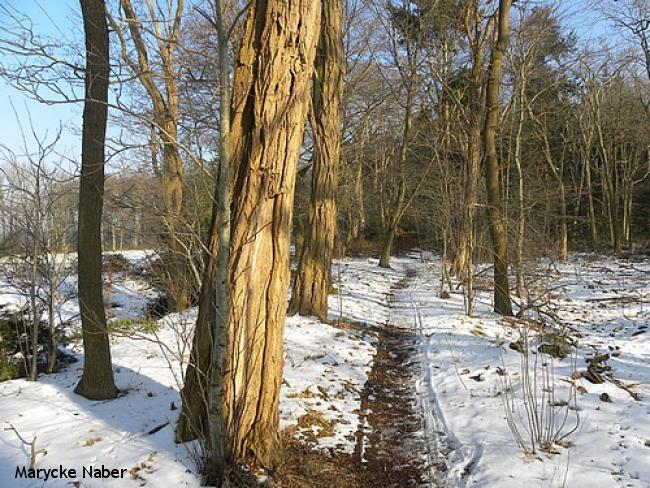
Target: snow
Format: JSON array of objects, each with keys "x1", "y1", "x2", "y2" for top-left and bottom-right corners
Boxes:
[
  {"x1": 0, "y1": 252, "x2": 648, "y2": 487},
  {"x1": 397, "y1": 253, "x2": 650, "y2": 487}
]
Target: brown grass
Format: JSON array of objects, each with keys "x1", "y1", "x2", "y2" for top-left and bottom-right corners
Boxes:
[{"x1": 272, "y1": 433, "x2": 362, "y2": 488}]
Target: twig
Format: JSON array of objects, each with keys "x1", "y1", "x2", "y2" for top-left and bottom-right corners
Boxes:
[{"x1": 5, "y1": 424, "x2": 47, "y2": 468}]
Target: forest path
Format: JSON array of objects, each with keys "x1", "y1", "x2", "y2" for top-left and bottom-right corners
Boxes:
[{"x1": 352, "y1": 261, "x2": 453, "y2": 487}]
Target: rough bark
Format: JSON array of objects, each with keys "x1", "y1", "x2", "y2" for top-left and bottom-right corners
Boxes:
[
  {"x1": 451, "y1": 2, "x2": 487, "y2": 281},
  {"x1": 176, "y1": 0, "x2": 320, "y2": 470},
  {"x1": 222, "y1": 0, "x2": 320, "y2": 467},
  {"x1": 289, "y1": 0, "x2": 344, "y2": 320},
  {"x1": 482, "y1": 0, "x2": 513, "y2": 316},
  {"x1": 75, "y1": 0, "x2": 118, "y2": 400}
]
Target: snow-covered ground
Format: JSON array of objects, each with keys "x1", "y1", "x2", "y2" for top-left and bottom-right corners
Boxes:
[
  {"x1": 389, "y1": 253, "x2": 650, "y2": 488},
  {"x1": 0, "y1": 252, "x2": 648, "y2": 487}
]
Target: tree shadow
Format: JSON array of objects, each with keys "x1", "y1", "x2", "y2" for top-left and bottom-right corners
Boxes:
[{"x1": 0, "y1": 348, "x2": 200, "y2": 487}]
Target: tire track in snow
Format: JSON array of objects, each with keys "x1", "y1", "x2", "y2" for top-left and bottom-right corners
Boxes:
[{"x1": 395, "y1": 260, "x2": 482, "y2": 487}]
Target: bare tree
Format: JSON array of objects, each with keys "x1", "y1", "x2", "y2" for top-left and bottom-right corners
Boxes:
[
  {"x1": 108, "y1": 0, "x2": 191, "y2": 310},
  {"x1": 215, "y1": 0, "x2": 320, "y2": 472},
  {"x1": 175, "y1": 0, "x2": 248, "y2": 446},
  {"x1": 177, "y1": 0, "x2": 320, "y2": 477},
  {"x1": 0, "y1": 127, "x2": 74, "y2": 379}
]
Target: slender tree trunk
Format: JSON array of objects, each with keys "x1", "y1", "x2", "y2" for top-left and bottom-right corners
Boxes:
[
  {"x1": 379, "y1": 90, "x2": 413, "y2": 269},
  {"x1": 347, "y1": 151, "x2": 365, "y2": 248},
  {"x1": 75, "y1": 0, "x2": 118, "y2": 400},
  {"x1": 116, "y1": 0, "x2": 188, "y2": 310},
  {"x1": 482, "y1": 0, "x2": 513, "y2": 316},
  {"x1": 207, "y1": 0, "x2": 233, "y2": 477},
  {"x1": 539, "y1": 122, "x2": 568, "y2": 261},
  {"x1": 47, "y1": 292, "x2": 56, "y2": 374},
  {"x1": 583, "y1": 141, "x2": 598, "y2": 245},
  {"x1": 29, "y1": 237, "x2": 39, "y2": 381},
  {"x1": 452, "y1": 10, "x2": 484, "y2": 280},
  {"x1": 159, "y1": 119, "x2": 190, "y2": 311},
  {"x1": 133, "y1": 210, "x2": 140, "y2": 248},
  {"x1": 175, "y1": 204, "x2": 218, "y2": 442},
  {"x1": 289, "y1": 0, "x2": 344, "y2": 320},
  {"x1": 176, "y1": 0, "x2": 231, "y2": 443},
  {"x1": 513, "y1": 82, "x2": 526, "y2": 297},
  {"x1": 111, "y1": 215, "x2": 116, "y2": 251}
]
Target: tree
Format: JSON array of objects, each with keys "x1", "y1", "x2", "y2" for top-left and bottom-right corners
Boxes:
[
  {"x1": 220, "y1": 0, "x2": 320, "y2": 469},
  {"x1": 74, "y1": 0, "x2": 118, "y2": 400},
  {"x1": 0, "y1": 128, "x2": 75, "y2": 379},
  {"x1": 289, "y1": 0, "x2": 345, "y2": 320},
  {"x1": 596, "y1": 0, "x2": 650, "y2": 82},
  {"x1": 108, "y1": 0, "x2": 191, "y2": 311},
  {"x1": 206, "y1": 0, "x2": 232, "y2": 473},
  {"x1": 175, "y1": 0, "x2": 248, "y2": 445},
  {"x1": 377, "y1": 1, "x2": 422, "y2": 268},
  {"x1": 483, "y1": 0, "x2": 513, "y2": 316},
  {"x1": 178, "y1": 0, "x2": 321, "y2": 476}
]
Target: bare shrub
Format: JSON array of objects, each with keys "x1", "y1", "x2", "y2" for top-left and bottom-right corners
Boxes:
[{"x1": 501, "y1": 322, "x2": 580, "y2": 455}]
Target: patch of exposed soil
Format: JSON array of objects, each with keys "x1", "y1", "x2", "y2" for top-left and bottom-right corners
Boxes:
[
  {"x1": 352, "y1": 325, "x2": 430, "y2": 487},
  {"x1": 274, "y1": 266, "x2": 435, "y2": 487}
]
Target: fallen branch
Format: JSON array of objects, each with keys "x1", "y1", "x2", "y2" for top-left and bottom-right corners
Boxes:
[{"x1": 5, "y1": 424, "x2": 47, "y2": 468}]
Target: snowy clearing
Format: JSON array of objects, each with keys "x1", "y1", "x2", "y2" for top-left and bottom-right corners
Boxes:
[{"x1": 0, "y1": 252, "x2": 648, "y2": 487}]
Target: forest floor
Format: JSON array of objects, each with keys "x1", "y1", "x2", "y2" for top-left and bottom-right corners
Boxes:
[{"x1": 0, "y1": 251, "x2": 648, "y2": 487}]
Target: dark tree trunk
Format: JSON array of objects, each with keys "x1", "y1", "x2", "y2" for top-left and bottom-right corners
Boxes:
[
  {"x1": 175, "y1": 204, "x2": 218, "y2": 442},
  {"x1": 75, "y1": 0, "x2": 118, "y2": 400},
  {"x1": 483, "y1": 0, "x2": 513, "y2": 316}
]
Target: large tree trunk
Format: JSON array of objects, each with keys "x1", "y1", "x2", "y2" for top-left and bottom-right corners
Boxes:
[
  {"x1": 176, "y1": 0, "x2": 320, "y2": 470},
  {"x1": 75, "y1": 0, "x2": 118, "y2": 400},
  {"x1": 222, "y1": 0, "x2": 320, "y2": 467},
  {"x1": 482, "y1": 0, "x2": 513, "y2": 316},
  {"x1": 289, "y1": 0, "x2": 344, "y2": 320}
]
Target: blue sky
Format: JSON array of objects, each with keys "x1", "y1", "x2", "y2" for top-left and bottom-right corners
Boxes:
[
  {"x1": 0, "y1": 0, "x2": 81, "y2": 162},
  {"x1": 0, "y1": 0, "x2": 621, "y2": 165}
]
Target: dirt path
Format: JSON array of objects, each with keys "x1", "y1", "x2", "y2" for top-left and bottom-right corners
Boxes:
[
  {"x1": 276, "y1": 262, "x2": 454, "y2": 487},
  {"x1": 352, "y1": 265, "x2": 445, "y2": 487}
]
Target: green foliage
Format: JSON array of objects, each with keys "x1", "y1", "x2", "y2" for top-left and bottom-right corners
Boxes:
[
  {"x1": 109, "y1": 317, "x2": 160, "y2": 335},
  {"x1": 0, "y1": 363, "x2": 17, "y2": 381}
]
